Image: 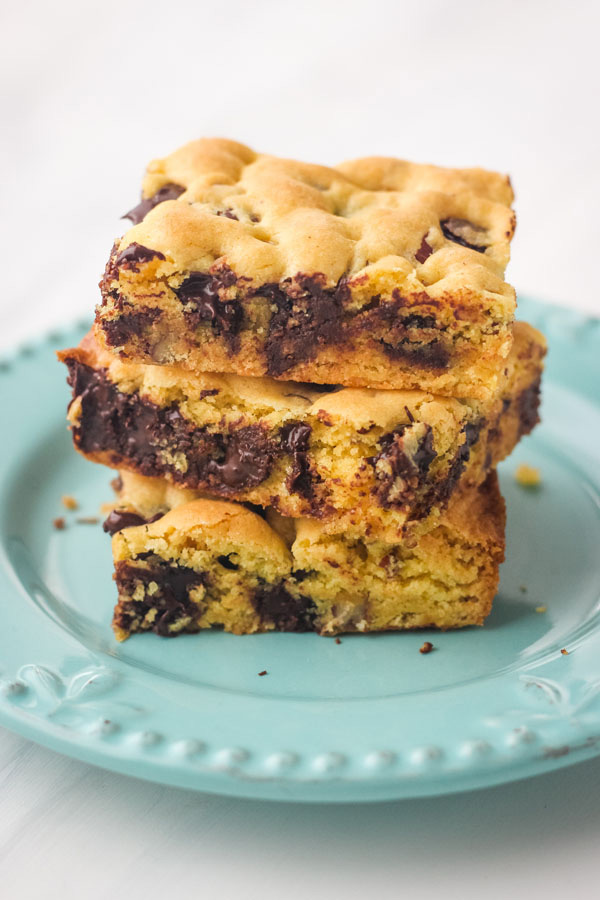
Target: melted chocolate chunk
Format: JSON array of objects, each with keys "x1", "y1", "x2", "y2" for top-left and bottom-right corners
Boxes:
[
  {"x1": 415, "y1": 237, "x2": 433, "y2": 263},
  {"x1": 114, "y1": 559, "x2": 205, "y2": 637},
  {"x1": 122, "y1": 183, "x2": 185, "y2": 225},
  {"x1": 65, "y1": 361, "x2": 275, "y2": 494},
  {"x1": 115, "y1": 242, "x2": 166, "y2": 272},
  {"x1": 440, "y1": 217, "x2": 488, "y2": 253},
  {"x1": 381, "y1": 338, "x2": 450, "y2": 369},
  {"x1": 206, "y1": 426, "x2": 273, "y2": 489},
  {"x1": 417, "y1": 419, "x2": 483, "y2": 516},
  {"x1": 101, "y1": 306, "x2": 162, "y2": 348},
  {"x1": 280, "y1": 422, "x2": 319, "y2": 500},
  {"x1": 517, "y1": 378, "x2": 541, "y2": 436},
  {"x1": 365, "y1": 292, "x2": 450, "y2": 369},
  {"x1": 103, "y1": 510, "x2": 162, "y2": 536},
  {"x1": 175, "y1": 271, "x2": 242, "y2": 348},
  {"x1": 263, "y1": 274, "x2": 348, "y2": 376},
  {"x1": 370, "y1": 424, "x2": 436, "y2": 509},
  {"x1": 251, "y1": 583, "x2": 316, "y2": 631}
]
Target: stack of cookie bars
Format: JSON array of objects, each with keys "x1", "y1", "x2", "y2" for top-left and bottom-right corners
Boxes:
[{"x1": 59, "y1": 139, "x2": 546, "y2": 640}]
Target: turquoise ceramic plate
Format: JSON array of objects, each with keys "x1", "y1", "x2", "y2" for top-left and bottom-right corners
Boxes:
[{"x1": 1, "y1": 297, "x2": 599, "y2": 802}]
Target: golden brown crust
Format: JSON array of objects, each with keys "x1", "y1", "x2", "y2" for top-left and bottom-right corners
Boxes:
[{"x1": 95, "y1": 139, "x2": 517, "y2": 396}]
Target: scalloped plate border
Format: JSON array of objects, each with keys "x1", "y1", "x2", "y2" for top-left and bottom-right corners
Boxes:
[{"x1": 0, "y1": 296, "x2": 599, "y2": 803}]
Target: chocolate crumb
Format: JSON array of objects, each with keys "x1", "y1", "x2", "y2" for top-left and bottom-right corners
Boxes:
[
  {"x1": 258, "y1": 670, "x2": 268, "y2": 676},
  {"x1": 61, "y1": 494, "x2": 78, "y2": 510},
  {"x1": 419, "y1": 641, "x2": 434, "y2": 654},
  {"x1": 335, "y1": 637, "x2": 342, "y2": 645},
  {"x1": 561, "y1": 648, "x2": 569, "y2": 656},
  {"x1": 53, "y1": 517, "x2": 66, "y2": 530},
  {"x1": 76, "y1": 516, "x2": 100, "y2": 525}
]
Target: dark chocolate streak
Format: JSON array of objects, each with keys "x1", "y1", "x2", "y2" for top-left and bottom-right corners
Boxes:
[
  {"x1": 175, "y1": 270, "x2": 242, "y2": 350},
  {"x1": 251, "y1": 583, "x2": 316, "y2": 632},
  {"x1": 114, "y1": 559, "x2": 205, "y2": 637},
  {"x1": 66, "y1": 361, "x2": 275, "y2": 494},
  {"x1": 123, "y1": 184, "x2": 186, "y2": 225}
]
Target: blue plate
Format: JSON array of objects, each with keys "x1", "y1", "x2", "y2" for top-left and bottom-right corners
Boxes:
[{"x1": 1, "y1": 297, "x2": 599, "y2": 802}]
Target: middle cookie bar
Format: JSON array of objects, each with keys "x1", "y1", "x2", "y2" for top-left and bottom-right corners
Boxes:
[{"x1": 60, "y1": 321, "x2": 544, "y2": 540}]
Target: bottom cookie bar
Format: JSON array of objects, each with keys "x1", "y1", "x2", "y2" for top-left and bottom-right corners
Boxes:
[{"x1": 108, "y1": 470, "x2": 505, "y2": 639}]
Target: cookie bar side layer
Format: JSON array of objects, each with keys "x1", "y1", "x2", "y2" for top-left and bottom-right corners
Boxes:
[
  {"x1": 108, "y1": 472, "x2": 505, "y2": 639},
  {"x1": 95, "y1": 139, "x2": 516, "y2": 397},
  {"x1": 58, "y1": 321, "x2": 544, "y2": 540}
]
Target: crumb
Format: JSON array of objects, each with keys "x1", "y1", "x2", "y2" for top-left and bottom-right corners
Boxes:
[
  {"x1": 335, "y1": 637, "x2": 342, "y2": 645},
  {"x1": 419, "y1": 641, "x2": 434, "y2": 654},
  {"x1": 76, "y1": 516, "x2": 99, "y2": 525},
  {"x1": 561, "y1": 648, "x2": 569, "y2": 656},
  {"x1": 519, "y1": 585, "x2": 527, "y2": 594},
  {"x1": 61, "y1": 494, "x2": 78, "y2": 510},
  {"x1": 258, "y1": 670, "x2": 267, "y2": 676},
  {"x1": 52, "y1": 517, "x2": 66, "y2": 530},
  {"x1": 535, "y1": 606, "x2": 547, "y2": 613},
  {"x1": 515, "y1": 464, "x2": 541, "y2": 488}
]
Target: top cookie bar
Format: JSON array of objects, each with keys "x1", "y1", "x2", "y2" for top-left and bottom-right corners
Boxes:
[{"x1": 96, "y1": 139, "x2": 517, "y2": 398}]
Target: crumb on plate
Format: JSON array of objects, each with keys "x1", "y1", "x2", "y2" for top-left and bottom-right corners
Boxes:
[
  {"x1": 419, "y1": 641, "x2": 434, "y2": 654},
  {"x1": 61, "y1": 494, "x2": 78, "y2": 510},
  {"x1": 515, "y1": 464, "x2": 541, "y2": 488},
  {"x1": 52, "y1": 517, "x2": 66, "y2": 530}
]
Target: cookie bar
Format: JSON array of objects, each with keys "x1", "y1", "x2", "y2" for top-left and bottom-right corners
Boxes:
[
  {"x1": 60, "y1": 322, "x2": 544, "y2": 540},
  {"x1": 108, "y1": 471, "x2": 505, "y2": 640},
  {"x1": 96, "y1": 138, "x2": 517, "y2": 399}
]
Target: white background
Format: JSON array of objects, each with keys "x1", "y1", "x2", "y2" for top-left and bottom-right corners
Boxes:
[{"x1": 1, "y1": 1, "x2": 600, "y2": 897}]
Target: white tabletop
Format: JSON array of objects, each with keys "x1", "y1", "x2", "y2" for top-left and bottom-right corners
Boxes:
[{"x1": 2, "y1": 1, "x2": 600, "y2": 896}]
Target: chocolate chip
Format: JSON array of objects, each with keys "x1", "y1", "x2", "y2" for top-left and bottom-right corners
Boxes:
[
  {"x1": 263, "y1": 274, "x2": 347, "y2": 377},
  {"x1": 176, "y1": 271, "x2": 242, "y2": 347},
  {"x1": 251, "y1": 583, "x2": 316, "y2": 631},
  {"x1": 280, "y1": 422, "x2": 319, "y2": 500},
  {"x1": 381, "y1": 338, "x2": 450, "y2": 369},
  {"x1": 101, "y1": 306, "x2": 162, "y2": 348},
  {"x1": 206, "y1": 427, "x2": 274, "y2": 489},
  {"x1": 440, "y1": 217, "x2": 488, "y2": 253},
  {"x1": 369, "y1": 424, "x2": 436, "y2": 510},
  {"x1": 517, "y1": 378, "x2": 541, "y2": 437},
  {"x1": 114, "y1": 559, "x2": 205, "y2": 637},
  {"x1": 115, "y1": 242, "x2": 166, "y2": 272},
  {"x1": 415, "y1": 236, "x2": 433, "y2": 263},
  {"x1": 102, "y1": 509, "x2": 162, "y2": 536},
  {"x1": 122, "y1": 183, "x2": 185, "y2": 225},
  {"x1": 215, "y1": 208, "x2": 239, "y2": 220},
  {"x1": 217, "y1": 555, "x2": 239, "y2": 571}
]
